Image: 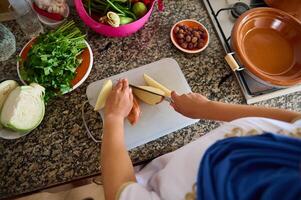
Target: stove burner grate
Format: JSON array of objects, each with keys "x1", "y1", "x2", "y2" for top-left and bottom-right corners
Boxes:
[{"x1": 231, "y1": 2, "x2": 250, "y2": 18}]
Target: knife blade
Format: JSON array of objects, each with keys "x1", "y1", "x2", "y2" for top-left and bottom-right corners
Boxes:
[{"x1": 129, "y1": 84, "x2": 173, "y2": 103}]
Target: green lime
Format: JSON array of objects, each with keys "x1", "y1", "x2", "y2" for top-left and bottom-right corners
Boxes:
[{"x1": 132, "y1": 2, "x2": 148, "y2": 18}]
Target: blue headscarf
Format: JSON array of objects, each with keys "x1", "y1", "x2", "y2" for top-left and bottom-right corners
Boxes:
[{"x1": 197, "y1": 133, "x2": 301, "y2": 200}]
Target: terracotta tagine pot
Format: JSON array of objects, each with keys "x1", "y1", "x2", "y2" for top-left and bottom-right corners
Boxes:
[{"x1": 231, "y1": 7, "x2": 301, "y2": 87}]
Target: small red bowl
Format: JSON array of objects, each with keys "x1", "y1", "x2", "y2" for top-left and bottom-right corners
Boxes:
[{"x1": 170, "y1": 19, "x2": 210, "y2": 53}]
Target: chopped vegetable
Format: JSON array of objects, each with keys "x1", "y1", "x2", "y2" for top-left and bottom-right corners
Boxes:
[
  {"x1": 107, "y1": 11, "x2": 120, "y2": 27},
  {"x1": 0, "y1": 80, "x2": 19, "y2": 129},
  {"x1": 0, "y1": 80, "x2": 19, "y2": 111},
  {"x1": 0, "y1": 83, "x2": 45, "y2": 133},
  {"x1": 120, "y1": 16, "x2": 134, "y2": 24},
  {"x1": 143, "y1": 74, "x2": 171, "y2": 97},
  {"x1": 133, "y1": 86, "x2": 165, "y2": 105},
  {"x1": 20, "y1": 21, "x2": 86, "y2": 101},
  {"x1": 83, "y1": 0, "x2": 137, "y2": 21},
  {"x1": 94, "y1": 80, "x2": 113, "y2": 111}
]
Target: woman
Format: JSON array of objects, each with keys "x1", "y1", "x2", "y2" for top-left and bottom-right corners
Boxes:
[{"x1": 101, "y1": 79, "x2": 301, "y2": 200}]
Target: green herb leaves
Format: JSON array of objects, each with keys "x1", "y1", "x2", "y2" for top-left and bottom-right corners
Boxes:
[{"x1": 21, "y1": 21, "x2": 87, "y2": 102}]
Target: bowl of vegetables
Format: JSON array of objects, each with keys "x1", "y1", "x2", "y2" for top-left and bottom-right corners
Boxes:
[
  {"x1": 74, "y1": 0, "x2": 158, "y2": 37},
  {"x1": 17, "y1": 21, "x2": 93, "y2": 102}
]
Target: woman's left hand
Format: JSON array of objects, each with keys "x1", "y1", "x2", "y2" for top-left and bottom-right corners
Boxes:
[{"x1": 104, "y1": 79, "x2": 133, "y2": 121}]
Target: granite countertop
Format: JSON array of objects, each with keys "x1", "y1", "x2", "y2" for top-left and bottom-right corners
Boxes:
[{"x1": 0, "y1": 0, "x2": 300, "y2": 199}]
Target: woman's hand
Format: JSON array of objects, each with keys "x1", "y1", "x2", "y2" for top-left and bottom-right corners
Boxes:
[
  {"x1": 104, "y1": 79, "x2": 133, "y2": 121},
  {"x1": 170, "y1": 91, "x2": 211, "y2": 119}
]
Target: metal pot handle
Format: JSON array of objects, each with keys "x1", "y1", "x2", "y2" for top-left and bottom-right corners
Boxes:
[
  {"x1": 81, "y1": 101, "x2": 102, "y2": 143},
  {"x1": 225, "y1": 53, "x2": 244, "y2": 72}
]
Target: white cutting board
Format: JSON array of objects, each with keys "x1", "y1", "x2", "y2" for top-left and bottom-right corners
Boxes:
[{"x1": 86, "y1": 58, "x2": 198, "y2": 149}]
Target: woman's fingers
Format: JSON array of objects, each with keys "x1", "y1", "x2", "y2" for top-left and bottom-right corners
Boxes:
[
  {"x1": 113, "y1": 79, "x2": 128, "y2": 92},
  {"x1": 122, "y1": 79, "x2": 129, "y2": 91},
  {"x1": 171, "y1": 91, "x2": 181, "y2": 104},
  {"x1": 170, "y1": 102, "x2": 180, "y2": 112},
  {"x1": 171, "y1": 91, "x2": 179, "y2": 99},
  {"x1": 114, "y1": 80, "x2": 123, "y2": 91},
  {"x1": 171, "y1": 91, "x2": 180, "y2": 109},
  {"x1": 129, "y1": 88, "x2": 133, "y2": 101}
]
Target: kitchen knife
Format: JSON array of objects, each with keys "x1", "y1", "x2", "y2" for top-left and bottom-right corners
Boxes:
[{"x1": 129, "y1": 84, "x2": 173, "y2": 103}]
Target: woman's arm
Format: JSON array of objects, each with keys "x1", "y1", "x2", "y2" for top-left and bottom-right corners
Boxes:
[
  {"x1": 101, "y1": 79, "x2": 136, "y2": 200},
  {"x1": 171, "y1": 92, "x2": 301, "y2": 122}
]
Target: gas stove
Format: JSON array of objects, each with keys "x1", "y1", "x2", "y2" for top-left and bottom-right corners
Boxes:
[{"x1": 203, "y1": 0, "x2": 301, "y2": 104}]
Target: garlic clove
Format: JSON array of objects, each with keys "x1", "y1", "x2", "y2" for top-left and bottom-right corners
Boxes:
[
  {"x1": 47, "y1": 7, "x2": 53, "y2": 13},
  {"x1": 106, "y1": 11, "x2": 120, "y2": 27}
]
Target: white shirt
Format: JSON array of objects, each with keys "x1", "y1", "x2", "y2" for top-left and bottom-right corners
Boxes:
[{"x1": 118, "y1": 117, "x2": 301, "y2": 200}]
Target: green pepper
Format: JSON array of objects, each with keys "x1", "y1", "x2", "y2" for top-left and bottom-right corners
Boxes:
[{"x1": 120, "y1": 16, "x2": 134, "y2": 25}]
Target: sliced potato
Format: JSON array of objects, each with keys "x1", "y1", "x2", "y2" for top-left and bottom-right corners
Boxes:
[
  {"x1": 94, "y1": 80, "x2": 113, "y2": 111},
  {"x1": 143, "y1": 74, "x2": 171, "y2": 97},
  {"x1": 133, "y1": 86, "x2": 164, "y2": 105}
]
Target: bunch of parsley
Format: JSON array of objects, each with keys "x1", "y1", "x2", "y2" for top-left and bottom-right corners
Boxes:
[{"x1": 21, "y1": 21, "x2": 87, "y2": 102}]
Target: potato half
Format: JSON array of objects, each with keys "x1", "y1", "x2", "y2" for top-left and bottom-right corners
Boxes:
[
  {"x1": 143, "y1": 74, "x2": 171, "y2": 97},
  {"x1": 133, "y1": 86, "x2": 165, "y2": 105}
]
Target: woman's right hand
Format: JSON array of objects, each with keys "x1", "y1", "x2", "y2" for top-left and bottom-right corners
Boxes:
[
  {"x1": 170, "y1": 91, "x2": 211, "y2": 119},
  {"x1": 171, "y1": 91, "x2": 301, "y2": 122}
]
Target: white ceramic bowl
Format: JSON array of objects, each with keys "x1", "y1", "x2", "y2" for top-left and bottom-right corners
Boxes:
[{"x1": 170, "y1": 19, "x2": 210, "y2": 54}]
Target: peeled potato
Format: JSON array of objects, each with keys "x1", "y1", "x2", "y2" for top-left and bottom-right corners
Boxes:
[
  {"x1": 94, "y1": 80, "x2": 113, "y2": 111},
  {"x1": 143, "y1": 74, "x2": 171, "y2": 97},
  {"x1": 133, "y1": 86, "x2": 165, "y2": 105}
]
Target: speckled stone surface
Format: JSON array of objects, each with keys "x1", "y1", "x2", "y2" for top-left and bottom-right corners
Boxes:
[{"x1": 0, "y1": 1, "x2": 300, "y2": 199}]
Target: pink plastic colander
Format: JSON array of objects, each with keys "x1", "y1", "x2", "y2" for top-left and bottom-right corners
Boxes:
[{"x1": 74, "y1": 0, "x2": 160, "y2": 37}]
